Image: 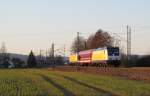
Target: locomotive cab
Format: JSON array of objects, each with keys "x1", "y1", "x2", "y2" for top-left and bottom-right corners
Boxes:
[{"x1": 107, "y1": 47, "x2": 121, "y2": 67}]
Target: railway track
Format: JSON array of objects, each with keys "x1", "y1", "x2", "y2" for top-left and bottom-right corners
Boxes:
[{"x1": 50, "y1": 66, "x2": 150, "y2": 82}]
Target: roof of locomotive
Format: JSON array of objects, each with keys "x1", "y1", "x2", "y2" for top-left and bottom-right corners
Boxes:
[
  {"x1": 70, "y1": 47, "x2": 119, "y2": 55},
  {"x1": 79, "y1": 49, "x2": 93, "y2": 54},
  {"x1": 94, "y1": 47, "x2": 119, "y2": 51}
]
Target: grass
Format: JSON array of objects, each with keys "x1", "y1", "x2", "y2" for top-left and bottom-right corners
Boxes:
[{"x1": 0, "y1": 69, "x2": 149, "y2": 96}]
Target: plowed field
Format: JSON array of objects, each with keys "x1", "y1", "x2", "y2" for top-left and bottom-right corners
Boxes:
[{"x1": 52, "y1": 66, "x2": 150, "y2": 82}]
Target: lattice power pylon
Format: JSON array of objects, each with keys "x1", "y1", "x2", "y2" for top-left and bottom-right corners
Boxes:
[{"x1": 127, "y1": 25, "x2": 131, "y2": 61}]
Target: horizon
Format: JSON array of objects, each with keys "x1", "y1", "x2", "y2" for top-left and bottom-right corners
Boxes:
[{"x1": 0, "y1": 0, "x2": 150, "y2": 55}]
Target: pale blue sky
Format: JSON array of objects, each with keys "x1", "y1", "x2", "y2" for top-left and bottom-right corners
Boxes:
[{"x1": 0, "y1": 0, "x2": 150, "y2": 55}]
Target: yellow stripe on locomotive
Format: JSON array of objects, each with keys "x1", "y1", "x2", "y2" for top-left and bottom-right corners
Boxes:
[
  {"x1": 92, "y1": 48, "x2": 108, "y2": 61},
  {"x1": 69, "y1": 53, "x2": 78, "y2": 63}
]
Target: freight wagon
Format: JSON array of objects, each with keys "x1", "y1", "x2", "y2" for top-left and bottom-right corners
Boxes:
[{"x1": 69, "y1": 47, "x2": 121, "y2": 67}]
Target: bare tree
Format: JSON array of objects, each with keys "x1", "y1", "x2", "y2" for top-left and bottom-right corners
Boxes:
[
  {"x1": 86, "y1": 34, "x2": 94, "y2": 49},
  {"x1": 71, "y1": 36, "x2": 87, "y2": 53},
  {"x1": 87, "y1": 29, "x2": 114, "y2": 49},
  {"x1": 0, "y1": 42, "x2": 10, "y2": 68}
]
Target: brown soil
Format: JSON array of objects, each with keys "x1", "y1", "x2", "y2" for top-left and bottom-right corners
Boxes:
[{"x1": 49, "y1": 66, "x2": 150, "y2": 82}]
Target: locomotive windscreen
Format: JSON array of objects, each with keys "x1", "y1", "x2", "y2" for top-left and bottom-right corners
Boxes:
[{"x1": 107, "y1": 47, "x2": 119, "y2": 56}]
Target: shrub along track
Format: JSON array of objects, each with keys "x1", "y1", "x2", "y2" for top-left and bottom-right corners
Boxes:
[{"x1": 50, "y1": 66, "x2": 150, "y2": 82}]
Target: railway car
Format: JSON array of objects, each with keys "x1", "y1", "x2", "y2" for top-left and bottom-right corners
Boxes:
[
  {"x1": 78, "y1": 50, "x2": 92, "y2": 66},
  {"x1": 69, "y1": 53, "x2": 78, "y2": 65},
  {"x1": 69, "y1": 47, "x2": 121, "y2": 67}
]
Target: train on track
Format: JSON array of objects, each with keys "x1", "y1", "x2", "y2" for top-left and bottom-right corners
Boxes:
[{"x1": 69, "y1": 47, "x2": 121, "y2": 67}]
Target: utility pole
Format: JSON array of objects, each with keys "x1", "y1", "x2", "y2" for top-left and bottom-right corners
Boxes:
[
  {"x1": 77, "y1": 32, "x2": 80, "y2": 53},
  {"x1": 76, "y1": 32, "x2": 80, "y2": 70},
  {"x1": 63, "y1": 45, "x2": 66, "y2": 65},
  {"x1": 45, "y1": 50, "x2": 48, "y2": 66},
  {"x1": 63, "y1": 45, "x2": 66, "y2": 57},
  {"x1": 84, "y1": 41, "x2": 87, "y2": 49},
  {"x1": 39, "y1": 50, "x2": 42, "y2": 66},
  {"x1": 127, "y1": 25, "x2": 131, "y2": 64},
  {"x1": 47, "y1": 48, "x2": 52, "y2": 67},
  {"x1": 39, "y1": 50, "x2": 44, "y2": 67},
  {"x1": 51, "y1": 43, "x2": 55, "y2": 68},
  {"x1": 77, "y1": 32, "x2": 80, "y2": 66}
]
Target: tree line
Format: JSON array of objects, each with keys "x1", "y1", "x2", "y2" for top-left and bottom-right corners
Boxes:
[{"x1": 0, "y1": 43, "x2": 65, "y2": 68}]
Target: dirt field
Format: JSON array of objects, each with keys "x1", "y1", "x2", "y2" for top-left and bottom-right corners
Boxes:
[{"x1": 51, "y1": 66, "x2": 150, "y2": 82}]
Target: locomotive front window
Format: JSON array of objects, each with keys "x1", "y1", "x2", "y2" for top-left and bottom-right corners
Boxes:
[{"x1": 107, "y1": 48, "x2": 119, "y2": 56}]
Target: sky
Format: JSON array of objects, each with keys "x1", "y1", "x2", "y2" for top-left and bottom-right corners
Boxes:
[{"x1": 0, "y1": 0, "x2": 150, "y2": 55}]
